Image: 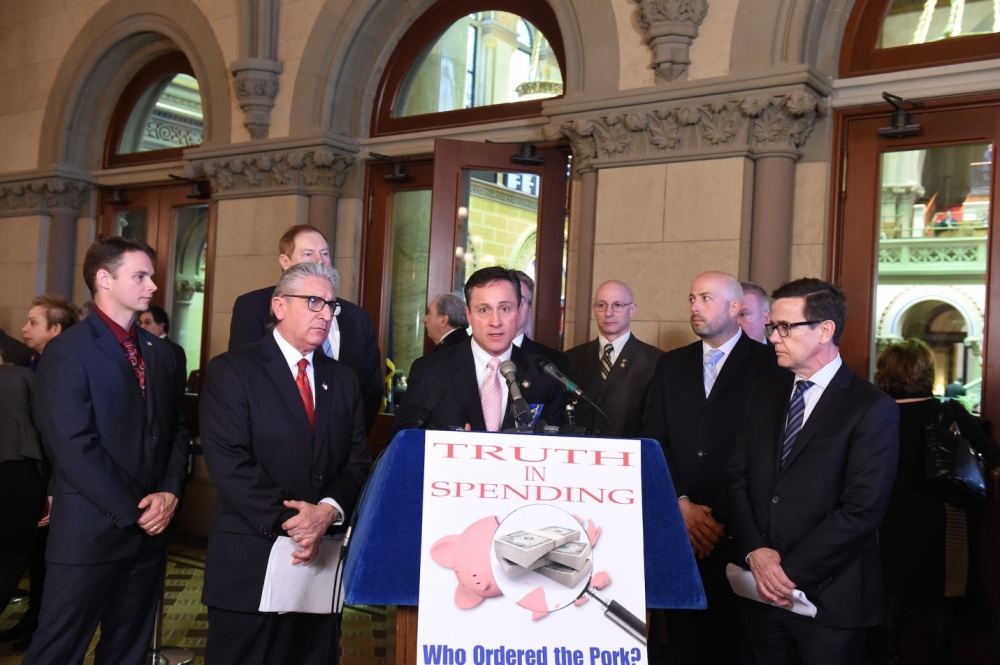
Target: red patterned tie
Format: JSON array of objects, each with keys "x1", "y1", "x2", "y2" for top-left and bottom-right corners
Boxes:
[
  {"x1": 122, "y1": 335, "x2": 146, "y2": 400},
  {"x1": 296, "y1": 358, "x2": 315, "y2": 433}
]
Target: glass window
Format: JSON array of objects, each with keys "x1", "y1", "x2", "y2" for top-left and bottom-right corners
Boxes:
[
  {"x1": 878, "y1": 0, "x2": 1000, "y2": 49},
  {"x1": 394, "y1": 11, "x2": 563, "y2": 117},
  {"x1": 119, "y1": 73, "x2": 203, "y2": 153}
]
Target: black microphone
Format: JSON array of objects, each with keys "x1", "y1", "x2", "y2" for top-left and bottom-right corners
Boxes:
[
  {"x1": 414, "y1": 385, "x2": 448, "y2": 430},
  {"x1": 534, "y1": 357, "x2": 584, "y2": 398},
  {"x1": 499, "y1": 360, "x2": 535, "y2": 429}
]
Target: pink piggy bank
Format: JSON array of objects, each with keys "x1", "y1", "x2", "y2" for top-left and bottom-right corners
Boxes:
[{"x1": 431, "y1": 516, "x2": 502, "y2": 609}]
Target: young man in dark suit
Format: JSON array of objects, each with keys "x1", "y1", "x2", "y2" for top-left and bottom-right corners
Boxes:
[
  {"x1": 25, "y1": 238, "x2": 189, "y2": 665},
  {"x1": 392, "y1": 267, "x2": 565, "y2": 434},
  {"x1": 228, "y1": 224, "x2": 382, "y2": 432},
  {"x1": 641, "y1": 271, "x2": 783, "y2": 664},
  {"x1": 511, "y1": 270, "x2": 568, "y2": 372},
  {"x1": 139, "y1": 304, "x2": 188, "y2": 396},
  {"x1": 201, "y1": 261, "x2": 372, "y2": 665},
  {"x1": 727, "y1": 279, "x2": 899, "y2": 665},
  {"x1": 565, "y1": 280, "x2": 662, "y2": 437}
]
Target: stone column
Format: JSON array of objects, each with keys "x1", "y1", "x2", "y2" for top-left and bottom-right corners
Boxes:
[
  {"x1": 749, "y1": 155, "x2": 796, "y2": 292},
  {"x1": 45, "y1": 212, "x2": 79, "y2": 298}
]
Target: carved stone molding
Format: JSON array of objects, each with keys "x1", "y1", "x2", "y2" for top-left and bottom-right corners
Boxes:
[
  {"x1": 544, "y1": 91, "x2": 826, "y2": 172},
  {"x1": 231, "y1": 58, "x2": 283, "y2": 140},
  {"x1": 633, "y1": 0, "x2": 710, "y2": 83},
  {"x1": 186, "y1": 147, "x2": 355, "y2": 199},
  {"x1": 0, "y1": 177, "x2": 92, "y2": 218}
]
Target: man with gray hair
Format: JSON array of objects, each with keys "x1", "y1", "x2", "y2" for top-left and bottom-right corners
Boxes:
[
  {"x1": 423, "y1": 292, "x2": 468, "y2": 352},
  {"x1": 739, "y1": 280, "x2": 772, "y2": 344},
  {"x1": 201, "y1": 260, "x2": 372, "y2": 665}
]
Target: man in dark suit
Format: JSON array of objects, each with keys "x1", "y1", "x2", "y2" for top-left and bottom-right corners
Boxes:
[
  {"x1": 139, "y1": 304, "x2": 188, "y2": 395},
  {"x1": 423, "y1": 292, "x2": 468, "y2": 352},
  {"x1": 565, "y1": 280, "x2": 661, "y2": 437},
  {"x1": 511, "y1": 270, "x2": 568, "y2": 372},
  {"x1": 739, "y1": 280, "x2": 771, "y2": 344},
  {"x1": 0, "y1": 328, "x2": 33, "y2": 366},
  {"x1": 201, "y1": 261, "x2": 372, "y2": 665},
  {"x1": 228, "y1": 224, "x2": 382, "y2": 432},
  {"x1": 392, "y1": 267, "x2": 565, "y2": 434},
  {"x1": 641, "y1": 271, "x2": 782, "y2": 665},
  {"x1": 727, "y1": 279, "x2": 898, "y2": 665},
  {"x1": 25, "y1": 237, "x2": 189, "y2": 665}
]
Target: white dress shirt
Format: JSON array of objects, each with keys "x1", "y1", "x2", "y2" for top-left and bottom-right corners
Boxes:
[
  {"x1": 701, "y1": 328, "x2": 742, "y2": 376},
  {"x1": 470, "y1": 338, "x2": 513, "y2": 423},
  {"x1": 597, "y1": 331, "x2": 631, "y2": 365},
  {"x1": 513, "y1": 332, "x2": 525, "y2": 347},
  {"x1": 793, "y1": 354, "x2": 843, "y2": 425}
]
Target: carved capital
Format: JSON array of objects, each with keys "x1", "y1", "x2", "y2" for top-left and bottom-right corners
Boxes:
[
  {"x1": 633, "y1": 0, "x2": 710, "y2": 82},
  {"x1": 231, "y1": 58, "x2": 284, "y2": 140},
  {"x1": 0, "y1": 176, "x2": 92, "y2": 218},
  {"x1": 545, "y1": 90, "x2": 826, "y2": 172},
  {"x1": 187, "y1": 146, "x2": 355, "y2": 199}
]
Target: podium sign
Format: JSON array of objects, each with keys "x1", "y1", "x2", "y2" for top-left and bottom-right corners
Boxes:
[{"x1": 417, "y1": 431, "x2": 647, "y2": 665}]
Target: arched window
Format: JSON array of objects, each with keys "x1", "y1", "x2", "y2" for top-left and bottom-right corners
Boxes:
[
  {"x1": 104, "y1": 52, "x2": 203, "y2": 166},
  {"x1": 372, "y1": 0, "x2": 565, "y2": 135},
  {"x1": 841, "y1": 0, "x2": 1000, "y2": 76}
]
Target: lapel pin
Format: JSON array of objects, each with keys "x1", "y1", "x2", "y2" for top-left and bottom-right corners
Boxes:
[
  {"x1": 620, "y1": 359, "x2": 628, "y2": 368},
  {"x1": 322, "y1": 383, "x2": 328, "y2": 391},
  {"x1": 521, "y1": 380, "x2": 530, "y2": 389},
  {"x1": 146, "y1": 341, "x2": 152, "y2": 347}
]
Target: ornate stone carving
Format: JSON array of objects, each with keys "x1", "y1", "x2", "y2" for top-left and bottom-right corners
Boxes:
[
  {"x1": 633, "y1": 0, "x2": 710, "y2": 82},
  {"x1": 231, "y1": 58, "x2": 283, "y2": 140},
  {"x1": 187, "y1": 147, "x2": 355, "y2": 199},
  {"x1": 0, "y1": 177, "x2": 92, "y2": 218},
  {"x1": 544, "y1": 91, "x2": 826, "y2": 171}
]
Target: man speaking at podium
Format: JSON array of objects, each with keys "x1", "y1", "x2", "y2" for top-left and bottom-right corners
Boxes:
[{"x1": 392, "y1": 267, "x2": 564, "y2": 433}]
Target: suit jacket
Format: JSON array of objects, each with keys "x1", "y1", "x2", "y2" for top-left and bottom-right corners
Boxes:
[
  {"x1": 640, "y1": 332, "x2": 782, "y2": 525},
  {"x1": 228, "y1": 286, "x2": 383, "y2": 432},
  {"x1": 565, "y1": 334, "x2": 662, "y2": 437},
  {"x1": 165, "y1": 336, "x2": 188, "y2": 396},
  {"x1": 726, "y1": 364, "x2": 899, "y2": 628},
  {"x1": 33, "y1": 312, "x2": 189, "y2": 565},
  {"x1": 0, "y1": 329, "x2": 32, "y2": 366},
  {"x1": 391, "y1": 338, "x2": 566, "y2": 435},
  {"x1": 200, "y1": 332, "x2": 373, "y2": 612},
  {"x1": 518, "y1": 335, "x2": 570, "y2": 374},
  {"x1": 434, "y1": 326, "x2": 469, "y2": 352},
  {"x1": 0, "y1": 365, "x2": 44, "y2": 465}
]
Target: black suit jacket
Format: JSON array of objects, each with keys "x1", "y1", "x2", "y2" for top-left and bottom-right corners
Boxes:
[
  {"x1": 33, "y1": 313, "x2": 189, "y2": 564},
  {"x1": 434, "y1": 326, "x2": 469, "y2": 352},
  {"x1": 200, "y1": 332, "x2": 373, "y2": 612},
  {"x1": 391, "y1": 338, "x2": 566, "y2": 435},
  {"x1": 0, "y1": 329, "x2": 32, "y2": 366},
  {"x1": 565, "y1": 334, "x2": 662, "y2": 437},
  {"x1": 640, "y1": 332, "x2": 782, "y2": 525},
  {"x1": 165, "y1": 337, "x2": 188, "y2": 396},
  {"x1": 228, "y1": 286, "x2": 382, "y2": 432},
  {"x1": 726, "y1": 364, "x2": 899, "y2": 628},
  {"x1": 518, "y1": 336, "x2": 569, "y2": 374},
  {"x1": 0, "y1": 365, "x2": 44, "y2": 465}
]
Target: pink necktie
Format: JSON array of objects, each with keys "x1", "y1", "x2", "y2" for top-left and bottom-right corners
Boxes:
[{"x1": 481, "y1": 357, "x2": 503, "y2": 432}]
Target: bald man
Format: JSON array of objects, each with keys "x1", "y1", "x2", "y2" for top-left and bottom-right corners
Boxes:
[
  {"x1": 565, "y1": 280, "x2": 661, "y2": 437},
  {"x1": 641, "y1": 271, "x2": 783, "y2": 665}
]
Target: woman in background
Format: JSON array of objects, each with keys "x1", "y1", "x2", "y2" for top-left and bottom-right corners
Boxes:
[{"x1": 875, "y1": 339, "x2": 997, "y2": 664}]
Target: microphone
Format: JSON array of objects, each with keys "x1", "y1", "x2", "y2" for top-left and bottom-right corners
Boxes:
[
  {"x1": 534, "y1": 357, "x2": 584, "y2": 398},
  {"x1": 414, "y1": 385, "x2": 448, "y2": 430},
  {"x1": 498, "y1": 360, "x2": 535, "y2": 429}
]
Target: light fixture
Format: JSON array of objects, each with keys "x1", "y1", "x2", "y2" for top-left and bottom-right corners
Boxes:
[{"x1": 512, "y1": 142, "x2": 545, "y2": 166}]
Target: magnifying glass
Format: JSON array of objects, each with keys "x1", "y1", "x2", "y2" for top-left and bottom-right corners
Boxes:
[{"x1": 581, "y1": 588, "x2": 646, "y2": 645}]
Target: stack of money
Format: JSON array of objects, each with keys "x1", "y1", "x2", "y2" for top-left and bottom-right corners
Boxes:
[{"x1": 494, "y1": 526, "x2": 594, "y2": 587}]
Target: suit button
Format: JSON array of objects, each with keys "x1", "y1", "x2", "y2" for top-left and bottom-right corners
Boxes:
[
  {"x1": 696, "y1": 451, "x2": 706, "y2": 457},
  {"x1": 314, "y1": 474, "x2": 324, "y2": 481},
  {"x1": 771, "y1": 496, "x2": 779, "y2": 504},
  {"x1": 593, "y1": 429, "x2": 602, "y2": 435},
  {"x1": 149, "y1": 434, "x2": 156, "y2": 440}
]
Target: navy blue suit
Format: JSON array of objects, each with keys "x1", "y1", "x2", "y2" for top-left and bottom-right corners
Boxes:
[
  {"x1": 25, "y1": 312, "x2": 188, "y2": 665},
  {"x1": 229, "y1": 286, "x2": 383, "y2": 433},
  {"x1": 200, "y1": 332, "x2": 372, "y2": 665}
]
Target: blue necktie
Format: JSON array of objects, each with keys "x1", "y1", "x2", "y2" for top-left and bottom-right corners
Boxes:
[
  {"x1": 781, "y1": 380, "x2": 814, "y2": 468},
  {"x1": 703, "y1": 348, "x2": 724, "y2": 397}
]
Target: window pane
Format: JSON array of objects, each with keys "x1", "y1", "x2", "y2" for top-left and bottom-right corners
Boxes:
[
  {"x1": 394, "y1": 12, "x2": 563, "y2": 117},
  {"x1": 119, "y1": 73, "x2": 203, "y2": 153},
  {"x1": 878, "y1": 0, "x2": 1000, "y2": 49},
  {"x1": 875, "y1": 143, "x2": 991, "y2": 413},
  {"x1": 388, "y1": 189, "x2": 433, "y2": 411},
  {"x1": 170, "y1": 204, "x2": 209, "y2": 388}
]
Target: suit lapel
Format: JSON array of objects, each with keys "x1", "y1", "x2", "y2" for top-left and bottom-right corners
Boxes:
[
  {"x1": 262, "y1": 335, "x2": 314, "y2": 440},
  {"x1": 578, "y1": 340, "x2": 603, "y2": 396},
  {"x1": 771, "y1": 373, "x2": 796, "y2": 473},
  {"x1": 705, "y1": 334, "x2": 750, "y2": 408},
  {"x1": 90, "y1": 316, "x2": 145, "y2": 409},
  {"x1": 335, "y1": 299, "x2": 354, "y2": 362},
  {"x1": 453, "y1": 342, "x2": 487, "y2": 431},
  {"x1": 312, "y1": 356, "x2": 333, "y2": 467},
  {"x1": 682, "y1": 342, "x2": 708, "y2": 406},
  {"x1": 600, "y1": 335, "x2": 636, "y2": 395},
  {"x1": 137, "y1": 329, "x2": 156, "y2": 427},
  {"x1": 779, "y1": 364, "x2": 853, "y2": 473}
]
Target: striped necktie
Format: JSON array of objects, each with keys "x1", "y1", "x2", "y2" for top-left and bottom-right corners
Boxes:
[
  {"x1": 781, "y1": 380, "x2": 814, "y2": 468},
  {"x1": 600, "y1": 343, "x2": 614, "y2": 381}
]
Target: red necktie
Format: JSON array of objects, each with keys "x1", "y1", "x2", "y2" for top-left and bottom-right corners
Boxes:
[
  {"x1": 296, "y1": 358, "x2": 315, "y2": 433},
  {"x1": 122, "y1": 335, "x2": 146, "y2": 400}
]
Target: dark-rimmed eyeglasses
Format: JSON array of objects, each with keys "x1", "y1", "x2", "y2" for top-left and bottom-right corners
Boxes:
[
  {"x1": 764, "y1": 321, "x2": 821, "y2": 338},
  {"x1": 593, "y1": 301, "x2": 633, "y2": 313},
  {"x1": 284, "y1": 294, "x2": 341, "y2": 315}
]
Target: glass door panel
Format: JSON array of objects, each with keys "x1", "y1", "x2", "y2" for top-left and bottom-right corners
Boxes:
[
  {"x1": 170, "y1": 204, "x2": 209, "y2": 388},
  {"x1": 876, "y1": 144, "x2": 991, "y2": 413}
]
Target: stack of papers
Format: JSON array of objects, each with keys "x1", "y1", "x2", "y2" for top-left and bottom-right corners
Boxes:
[{"x1": 259, "y1": 534, "x2": 345, "y2": 614}]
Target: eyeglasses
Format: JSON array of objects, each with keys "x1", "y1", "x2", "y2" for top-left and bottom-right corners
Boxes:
[
  {"x1": 593, "y1": 301, "x2": 633, "y2": 313},
  {"x1": 764, "y1": 320, "x2": 822, "y2": 338},
  {"x1": 285, "y1": 294, "x2": 341, "y2": 316}
]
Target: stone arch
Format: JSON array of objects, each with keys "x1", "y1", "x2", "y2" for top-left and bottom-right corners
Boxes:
[
  {"x1": 877, "y1": 285, "x2": 983, "y2": 340},
  {"x1": 38, "y1": 0, "x2": 231, "y2": 171},
  {"x1": 288, "y1": 0, "x2": 608, "y2": 140}
]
